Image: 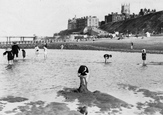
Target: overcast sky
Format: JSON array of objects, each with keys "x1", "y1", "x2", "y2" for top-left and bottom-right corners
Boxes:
[{"x1": 0, "y1": 0, "x2": 162, "y2": 36}]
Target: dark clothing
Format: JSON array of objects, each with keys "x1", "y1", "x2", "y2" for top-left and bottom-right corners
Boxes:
[
  {"x1": 12, "y1": 45, "x2": 20, "y2": 54},
  {"x1": 44, "y1": 44, "x2": 47, "y2": 48},
  {"x1": 142, "y1": 53, "x2": 146, "y2": 60},
  {"x1": 78, "y1": 65, "x2": 89, "y2": 75},
  {"x1": 12, "y1": 44, "x2": 20, "y2": 58},
  {"x1": 22, "y1": 49, "x2": 26, "y2": 58},
  {"x1": 3, "y1": 51, "x2": 14, "y2": 61},
  {"x1": 13, "y1": 53, "x2": 19, "y2": 58}
]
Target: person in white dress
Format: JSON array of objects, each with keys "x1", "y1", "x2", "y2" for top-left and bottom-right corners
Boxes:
[
  {"x1": 43, "y1": 43, "x2": 48, "y2": 59},
  {"x1": 35, "y1": 45, "x2": 39, "y2": 57}
]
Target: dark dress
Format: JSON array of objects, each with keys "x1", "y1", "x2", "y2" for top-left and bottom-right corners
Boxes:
[
  {"x1": 142, "y1": 53, "x2": 146, "y2": 60},
  {"x1": 12, "y1": 44, "x2": 20, "y2": 58},
  {"x1": 22, "y1": 49, "x2": 26, "y2": 58},
  {"x1": 3, "y1": 51, "x2": 14, "y2": 61}
]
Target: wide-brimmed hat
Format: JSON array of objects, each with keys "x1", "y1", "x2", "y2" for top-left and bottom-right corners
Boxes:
[{"x1": 142, "y1": 49, "x2": 146, "y2": 53}]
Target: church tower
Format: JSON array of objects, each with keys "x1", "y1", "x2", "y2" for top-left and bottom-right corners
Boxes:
[{"x1": 121, "y1": 4, "x2": 130, "y2": 15}]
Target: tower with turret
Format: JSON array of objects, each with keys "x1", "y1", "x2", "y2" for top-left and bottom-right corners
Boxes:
[{"x1": 121, "y1": 4, "x2": 130, "y2": 15}]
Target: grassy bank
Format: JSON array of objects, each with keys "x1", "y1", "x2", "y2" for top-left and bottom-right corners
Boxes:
[
  {"x1": 47, "y1": 36, "x2": 163, "y2": 54},
  {"x1": 1, "y1": 36, "x2": 163, "y2": 54}
]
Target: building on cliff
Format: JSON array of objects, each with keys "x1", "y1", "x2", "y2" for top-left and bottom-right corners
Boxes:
[
  {"x1": 139, "y1": 8, "x2": 156, "y2": 16},
  {"x1": 68, "y1": 16, "x2": 77, "y2": 30},
  {"x1": 105, "y1": 12, "x2": 126, "y2": 23},
  {"x1": 105, "y1": 4, "x2": 130, "y2": 23},
  {"x1": 104, "y1": 4, "x2": 157, "y2": 24},
  {"x1": 67, "y1": 16, "x2": 110, "y2": 36},
  {"x1": 68, "y1": 16, "x2": 99, "y2": 30}
]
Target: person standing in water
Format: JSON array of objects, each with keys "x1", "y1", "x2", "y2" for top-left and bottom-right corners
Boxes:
[
  {"x1": 22, "y1": 48, "x2": 26, "y2": 59},
  {"x1": 35, "y1": 45, "x2": 39, "y2": 57},
  {"x1": 142, "y1": 49, "x2": 147, "y2": 66},
  {"x1": 103, "y1": 54, "x2": 112, "y2": 63},
  {"x1": 3, "y1": 48, "x2": 14, "y2": 65},
  {"x1": 12, "y1": 42, "x2": 20, "y2": 59},
  {"x1": 131, "y1": 42, "x2": 134, "y2": 49},
  {"x1": 78, "y1": 65, "x2": 89, "y2": 88},
  {"x1": 43, "y1": 43, "x2": 48, "y2": 59},
  {"x1": 60, "y1": 44, "x2": 64, "y2": 50}
]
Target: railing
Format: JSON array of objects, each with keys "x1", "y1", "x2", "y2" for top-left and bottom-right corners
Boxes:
[{"x1": 0, "y1": 40, "x2": 56, "y2": 48}]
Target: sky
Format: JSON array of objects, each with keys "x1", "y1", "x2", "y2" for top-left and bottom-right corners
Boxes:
[{"x1": 0, "y1": 0, "x2": 162, "y2": 36}]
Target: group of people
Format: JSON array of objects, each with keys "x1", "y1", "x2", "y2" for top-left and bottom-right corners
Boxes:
[
  {"x1": 103, "y1": 49, "x2": 147, "y2": 65},
  {"x1": 78, "y1": 48, "x2": 147, "y2": 94},
  {"x1": 3, "y1": 42, "x2": 26, "y2": 65},
  {"x1": 34, "y1": 43, "x2": 48, "y2": 59},
  {"x1": 3, "y1": 42, "x2": 50, "y2": 65},
  {"x1": 34, "y1": 44, "x2": 64, "y2": 59}
]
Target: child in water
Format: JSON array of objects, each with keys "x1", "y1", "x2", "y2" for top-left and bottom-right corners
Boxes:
[
  {"x1": 142, "y1": 49, "x2": 146, "y2": 66},
  {"x1": 78, "y1": 65, "x2": 89, "y2": 87},
  {"x1": 103, "y1": 54, "x2": 112, "y2": 63},
  {"x1": 35, "y1": 45, "x2": 39, "y2": 57},
  {"x1": 131, "y1": 42, "x2": 134, "y2": 49},
  {"x1": 22, "y1": 48, "x2": 26, "y2": 59},
  {"x1": 3, "y1": 48, "x2": 14, "y2": 65},
  {"x1": 43, "y1": 43, "x2": 48, "y2": 59}
]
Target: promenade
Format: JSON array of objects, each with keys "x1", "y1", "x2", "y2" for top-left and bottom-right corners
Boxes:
[{"x1": 1, "y1": 36, "x2": 163, "y2": 54}]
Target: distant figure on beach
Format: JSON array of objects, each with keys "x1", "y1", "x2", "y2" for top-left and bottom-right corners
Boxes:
[
  {"x1": 12, "y1": 42, "x2": 20, "y2": 59},
  {"x1": 60, "y1": 44, "x2": 64, "y2": 49},
  {"x1": 131, "y1": 42, "x2": 134, "y2": 49},
  {"x1": 142, "y1": 49, "x2": 146, "y2": 66},
  {"x1": 43, "y1": 43, "x2": 48, "y2": 59},
  {"x1": 35, "y1": 45, "x2": 39, "y2": 57},
  {"x1": 78, "y1": 65, "x2": 89, "y2": 87},
  {"x1": 22, "y1": 48, "x2": 26, "y2": 59},
  {"x1": 3, "y1": 48, "x2": 14, "y2": 65},
  {"x1": 104, "y1": 54, "x2": 112, "y2": 63}
]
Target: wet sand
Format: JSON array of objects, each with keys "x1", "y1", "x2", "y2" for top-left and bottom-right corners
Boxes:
[{"x1": 1, "y1": 85, "x2": 163, "y2": 115}]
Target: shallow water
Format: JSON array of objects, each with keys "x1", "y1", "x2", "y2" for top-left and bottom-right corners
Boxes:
[{"x1": 0, "y1": 49, "x2": 163, "y2": 114}]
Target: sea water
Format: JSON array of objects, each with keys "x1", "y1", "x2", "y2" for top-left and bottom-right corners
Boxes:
[{"x1": 0, "y1": 49, "x2": 163, "y2": 115}]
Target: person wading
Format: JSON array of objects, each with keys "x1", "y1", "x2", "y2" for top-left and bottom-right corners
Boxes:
[
  {"x1": 43, "y1": 43, "x2": 48, "y2": 59},
  {"x1": 12, "y1": 42, "x2": 20, "y2": 59},
  {"x1": 103, "y1": 54, "x2": 112, "y2": 63},
  {"x1": 77, "y1": 65, "x2": 89, "y2": 93},
  {"x1": 3, "y1": 48, "x2": 14, "y2": 65},
  {"x1": 131, "y1": 42, "x2": 134, "y2": 49},
  {"x1": 142, "y1": 49, "x2": 147, "y2": 66}
]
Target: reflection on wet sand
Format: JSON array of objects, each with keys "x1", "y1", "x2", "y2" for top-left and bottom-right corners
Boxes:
[
  {"x1": 1, "y1": 85, "x2": 163, "y2": 115},
  {"x1": 118, "y1": 84, "x2": 163, "y2": 115}
]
